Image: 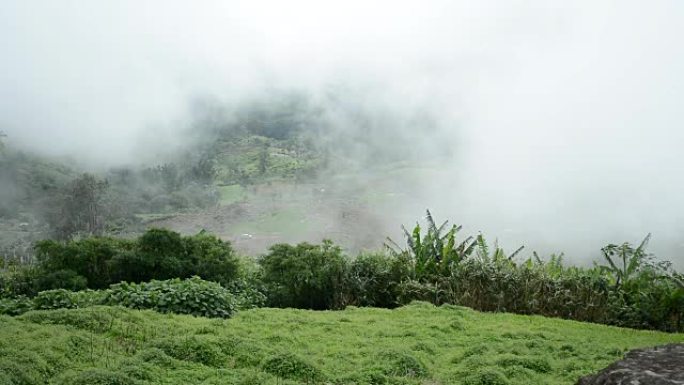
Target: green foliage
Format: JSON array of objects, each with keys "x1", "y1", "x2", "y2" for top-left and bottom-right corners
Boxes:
[
  {"x1": 259, "y1": 240, "x2": 347, "y2": 309},
  {"x1": 380, "y1": 351, "x2": 428, "y2": 378},
  {"x1": 105, "y1": 277, "x2": 236, "y2": 318},
  {"x1": 34, "y1": 269, "x2": 89, "y2": 292},
  {"x1": 463, "y1": 368, "x2": 510, "y2": 385},
  {"x1": 599, "y1": 233, "x2": 662, "y2": 288},
  {"x1": 129, "y1": 228, "x2": 186, "y2": 281},
  {"x1": 182, "y1": 231, "x2": 241, "y2": 286},
  {"x1": 1, "y1": 277, "x2": 235, "y2": 318},
  {"x1": 261, "y1": 352, "x2": 324, "y2": 382},
  {"x1": 386, "y1": 210, "x2": 477, "y2": 281},
  {"x1": 26, "y1": 229, "x2": 240, "y2": 295},
  {"x1": 32, "y1": 289, "x2": 79, "y2": 310},
  {"x1": 35, "y1": 236, "x2": 135, "y2": 289},
  {"x1": 52, "y1": 369, "x2": 139, "y2": 385},
  {"x1": 0, "y1": 263, "x2": 43, "y2": 297},
  {"x1": 0, "y1": 295, "x2": 32, "y2": 315},
  {"x1": 495, "y1": 356, "x2": 552, "y2": 373},
  {"x1": 0, "y1": 348, "x2": 51, "y2": 385},
  {"x1": 4, "y1": 213, "x2": 684, "y2": 332},
  {"x1": 0, "y1": 305, "x2": 682, "y2": 385},
  {"x1": 154, "y1": 336, "x2": 225, "y2": 367},
  {"x1": 381, "y1": 213, "x2": 683, "y2": 332},
  {"x1": 345, "y1": 252, "x2": 400, "y2": 308}
]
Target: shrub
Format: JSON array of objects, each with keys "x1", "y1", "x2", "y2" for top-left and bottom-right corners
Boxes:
[
  {"x1": 228, "y1": 278, "x2": 267, "y2": 310},
  {"x1": 345, "y1": 252, "x2": 398, "y2": 308},
  {"x1": 32, "y1": 289, "x2": 79, "y2": 310},
  {"x1": 0, "y1": 295, "x2": 33, "y2": 316},
  {"x1": 131, "y1": 228, "x2": 186, "y2": 281},
  {"x1": 32, "y1": 229, "x2": 241, "y2": 292},
  {"x1": 105, "y1": 277, "x2": 236, "y2": 318},
  {"x1": 183, "y1": 231, "x2": 240, "y2": 286},
  {"x1": 34, "y1": 269, "x2": 88, "y2": 292},
  {"x1": 35, "y1": 237, "x2": 134, "y2": 289},
  {"x1": 0, "y1": 264, "x2": 42, "y2": 297},
  {"x1": 260, "y1": 240, "x2": 347, "y2": 309}
]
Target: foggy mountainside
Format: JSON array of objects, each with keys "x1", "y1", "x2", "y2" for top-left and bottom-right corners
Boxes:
[
  {"x1": 1, "y1": 2, "x2": 683, "y2": 385},
  {"x1": 1, "y1": 1, "x2": 683, "y2": 266},
  {"x1": 0, "y1": 90, "x2": 451, "y2": 258}
]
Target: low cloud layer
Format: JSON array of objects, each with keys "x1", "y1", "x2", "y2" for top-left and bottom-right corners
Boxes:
[{"x1": 1, "y1": 1, "x2": 682, "y2": 264}]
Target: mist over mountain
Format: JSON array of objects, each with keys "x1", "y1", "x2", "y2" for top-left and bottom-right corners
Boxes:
[{"x1": 1, "y1": 0, "x2": 683, "y2": 266}]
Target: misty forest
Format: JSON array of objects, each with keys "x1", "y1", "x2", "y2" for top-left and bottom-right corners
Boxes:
[{"x1": 1, "y1": 1, "x2": 683, "y2": 385}]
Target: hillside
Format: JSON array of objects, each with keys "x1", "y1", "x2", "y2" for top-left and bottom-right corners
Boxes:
[{"x1": 1, "y1": 303, "x2": 682, "y2": 385}]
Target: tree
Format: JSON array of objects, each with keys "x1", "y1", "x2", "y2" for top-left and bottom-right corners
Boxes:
[
  {"x1": 51, "y1": 174, "x2": 108, "y2": 239},
  {"x1": 188, "y1": 155, "x2": 217, "y2": 184}
]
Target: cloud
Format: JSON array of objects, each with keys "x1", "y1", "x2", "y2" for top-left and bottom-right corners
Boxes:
[{"x1": 0, "y1": 0, "x2": 682, "y2": 264}]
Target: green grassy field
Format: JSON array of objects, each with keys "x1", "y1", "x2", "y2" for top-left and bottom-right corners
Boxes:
[{"x1": 1, "y1": 302, "x2": 682, "y2": 385}]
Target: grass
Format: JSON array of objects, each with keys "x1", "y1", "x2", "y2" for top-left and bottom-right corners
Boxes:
[
  {"x1": 1, "y1": 302, "x2": 682, "y2": 385},
  {"x1": 230, "y1": 208, "x2": 311, "y2": 238},
  {"x1": 217, "y1": 185, "x2": 248, "y2": 206}
]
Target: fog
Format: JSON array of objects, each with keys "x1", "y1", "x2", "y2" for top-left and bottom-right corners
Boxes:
[{"x1": 1, "y1": 1, "x2": 683, "y2": 265}]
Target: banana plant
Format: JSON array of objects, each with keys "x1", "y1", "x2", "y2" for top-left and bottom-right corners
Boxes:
[
  {"x1": 599, "y1": 234, "x2": 653, "y2": 288},
  {"x1": 385, "y1": 210, "x2": 477, "y2": 280}
]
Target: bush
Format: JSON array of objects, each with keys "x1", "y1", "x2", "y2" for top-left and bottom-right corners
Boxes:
[
  {"x1": 32, "y1": 289, "x2": 79, "y2": 310},
  {"x1": 260, "y1": 240, "x2": 347, "y2": 309},
  {"x1": 0, "y1": 264, "x2": 42, "y2": 297},
  {"x1": 105, "y1": 277, "x2": 236, "y2": 318},
  {"x1": 35, "y1": 237, "x2": 135, "y2": 289},
  {"x1": 129, "y1": 228, "x2": 186, "y2": 281},
  {"x1": 0, "y1": 295, "x2": 33, "y2": 316},
  {"x1": 345, "y1": 253, "x2": 399, "y2": 308},
  {"x1": 32, "y1": 229, "x2": 241, "y2": 292},
  {"x1": 182, "y1": 231, "x2": 240, "y2": 286},
  {"x1": 3, "y1": 278, "x2": 236, "y2": 318},
  {"x1": 34, "y1": 269, "x2": 88, "y2": 292}
]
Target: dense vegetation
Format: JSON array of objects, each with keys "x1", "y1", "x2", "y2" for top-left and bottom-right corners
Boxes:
[
  {"x1": 1, "y1": 211, "x2": 682, "y2": 332},
  {"x1": 1, "y1": 229, "x2": 240, "y2": 296},
  {"x1": 0, "y1": 303, "x2": 682, "y2": 385}
]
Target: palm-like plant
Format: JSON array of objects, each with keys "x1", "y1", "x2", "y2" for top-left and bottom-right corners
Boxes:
[
  {"x1": 385, "y1": 210, "x2": 476, "y2": 280},
  {"x1": 599, "y1": 234, "x2": 654, "y2": 288},
  {"x1": 474, "y1": 233, "x2": 524, "y2": 263}
]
